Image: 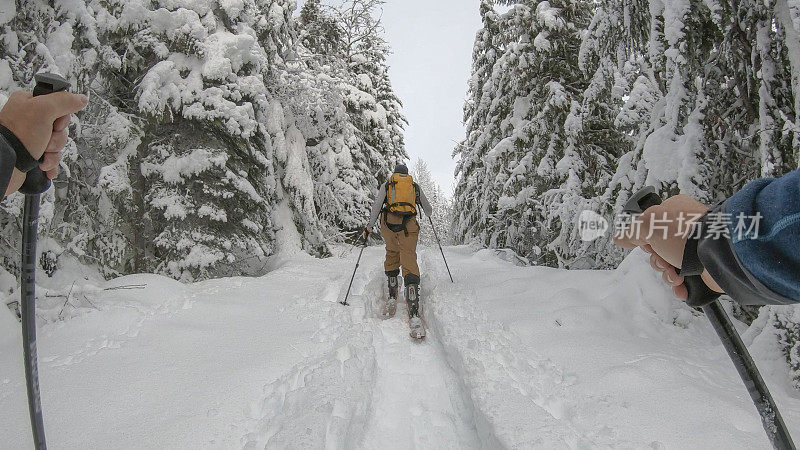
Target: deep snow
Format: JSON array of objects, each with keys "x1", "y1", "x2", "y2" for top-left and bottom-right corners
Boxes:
[{"x1": 1, "y1": 245, "x2": 799, "y2": 448}]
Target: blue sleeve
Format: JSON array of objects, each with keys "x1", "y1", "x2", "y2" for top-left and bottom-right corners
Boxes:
[{"x1": 724, "y1": 169, "x2": 800, "y2": 302}]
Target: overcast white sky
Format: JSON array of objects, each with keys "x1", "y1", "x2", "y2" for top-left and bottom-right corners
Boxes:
[
  {"x1": 380, "y1": 1, "x2": 483, "y2": 194},
  {"x1": 297, "y1": 0, "x2": 485, "y2": 194}
]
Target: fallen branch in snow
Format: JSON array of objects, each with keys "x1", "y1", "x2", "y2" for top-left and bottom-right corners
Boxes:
[
  {"x1": 45, "y1": 283, "x2": 148, "y2": 297},
  {"x1": 103, "y1": 284, "x2": 147, "y2": 291},
  {"x1": 58, "y1": 282, "x2": 78, "y2": 319}
]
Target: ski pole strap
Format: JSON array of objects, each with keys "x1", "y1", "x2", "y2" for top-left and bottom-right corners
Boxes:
[
  {"x1": 676, "y1": 217, "x2": 721, "y2": 307},
  {"x1": 0, "y1": 124, "x2": 41, "y2": 173},
  {"x1": 679, "y1": 232, "x2": 704, "y2": 276}
]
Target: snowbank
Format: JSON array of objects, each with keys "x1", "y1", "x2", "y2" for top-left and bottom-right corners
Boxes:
[
  {"x1": 422, "y1": 246, "x2": 800, "y2": 449},
  {"x1": 1, "y1": 246, "x2": 798, "y2": 448}
]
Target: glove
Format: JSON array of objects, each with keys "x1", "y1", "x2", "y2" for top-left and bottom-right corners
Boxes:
[{"x1": 362, "y1": 227, "x2": 371, "y2": 240}]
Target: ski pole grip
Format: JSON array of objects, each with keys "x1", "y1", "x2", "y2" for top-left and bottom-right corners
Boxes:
[
  {"x1": 622, "y1": 186, "x2": 662, "y2": 214},
  {"x1": 623, "y1": 187, "x2": 721, "y2": 307},
  {"x1": 19, "y1": 73, "x2": 71, "y2": 195}
]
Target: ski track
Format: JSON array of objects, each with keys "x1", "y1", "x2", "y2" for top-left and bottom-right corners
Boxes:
[
  {"x1": 361, "y1": 276, "x2": 482, "y2": 450},
  {"x1": 246, "y1": 249, "x2": 484, "y2": 449},
  {"x1": 246, "y1": 246, "x2": 598, "y2": 449},
  {"x1": 420, "y1": 251, "x2": 605, "y2": 449}
]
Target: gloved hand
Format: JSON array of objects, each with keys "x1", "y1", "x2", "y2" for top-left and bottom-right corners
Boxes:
[{"x1": 361, "y1": 227, "x2": 371, "y2": 240}]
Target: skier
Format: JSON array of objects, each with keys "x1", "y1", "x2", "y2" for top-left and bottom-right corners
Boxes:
[
  {"x1": 362, "y1": 163, "x2": 433, "y2": 338},
  {"x1": 0, "y1": 88, "x2": 87, "y2": 197},
  {"x1": 614, "y1": 169, "x2": 800, "y2": 305}
]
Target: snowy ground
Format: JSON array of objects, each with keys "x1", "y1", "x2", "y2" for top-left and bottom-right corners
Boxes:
[{"x1": 1, "y1": 245, "x2": 799, "y2": 448}]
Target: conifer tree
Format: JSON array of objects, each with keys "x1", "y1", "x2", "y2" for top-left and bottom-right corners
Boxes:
[
  {"x1": 411, "y1": 158, "x2": 452, "y2": 246},
  {"x1": 0, "y1": 0, "x2": 407, "y2": 279},
  {"x1": 453, "y1": 0, "x2": 503, "y2": 247},
  {"x1": 454, "y1": 0, "x2": 624, "y2": 267},
  {"x1": 295, "y1": 0, "x2": 407, "y2": 236}
]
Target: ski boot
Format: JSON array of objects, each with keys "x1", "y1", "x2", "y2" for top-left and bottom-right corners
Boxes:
[
  {"x1": 386, "y1": 274, "x2": 399, "y2": 317},
  {"x1": 405, "y1": 281, "x2": 426, "y2": 339}
]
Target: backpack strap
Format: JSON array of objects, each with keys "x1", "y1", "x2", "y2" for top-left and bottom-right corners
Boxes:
[
  {"x1": 401, "y1": 215, "x2": 410, "y2": 237},
  {"x1": 388, "y1": 201, "x2": 415, "y2": 210},
  {"x1": 387, "y1": 179, "x2": 397, "y2": 206},
  {"x1": 382, "y1": 210, "x2": 412, "y2": 236}
]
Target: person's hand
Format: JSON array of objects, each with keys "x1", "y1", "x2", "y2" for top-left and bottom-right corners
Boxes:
[
  {"x1": 613, "y1": 194, "x2": 724, "y2": 300},
  {"x1": 361, "y1": 227, "x2": 371, "y2": 240},
  {"x1": 0, "y1": 90, "x2": 87, "y2": 195}
]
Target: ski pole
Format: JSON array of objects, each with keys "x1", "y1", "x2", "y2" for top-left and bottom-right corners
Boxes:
[
  {"x1": 624, "y1": 187, "x2": 795, "y2": 450},
  {"x1": 17, "y1": 73, "x2": 71, "y2": 450},
  {"x1": 426, "y1": 215, "x2": 453, "y2": 283},
  {"x1": 341, "y1": 233, "x2": 368, "y2": 306}
]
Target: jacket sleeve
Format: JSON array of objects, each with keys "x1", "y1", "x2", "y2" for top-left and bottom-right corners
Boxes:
[
  {"x1": 416, "y1": 185, "x2": 433, "y2": 218},
  {"x1": 0, "y1": 133, "x2": 16, "y2": 198},
  {"x1": 366, "y1": 182, "x2": 386, "y2": 228},
  {"x1": 696, "y1": 169, "x2": 800, "y2": 305}
]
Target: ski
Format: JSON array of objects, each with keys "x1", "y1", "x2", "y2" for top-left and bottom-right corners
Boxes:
[
  {"x1": 409, "y1": 316, "x2": 426, "y2": 340},
  {"x1": 376, "y1": 296, "x2": 396, "y2": 319}
]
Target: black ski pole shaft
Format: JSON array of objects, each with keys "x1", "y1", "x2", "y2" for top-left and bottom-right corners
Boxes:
[
  {"x1": 18, "y1": 73, "x2": 71, "y2": 450},
  {"x1": 624, "y1": 187, "x2": 795, "y2": 450},
  {"x1": 427, "y1": 215, "x2": 453, "y2": 283},
  {"x1": 341, "y1": 234, "x2": 367, "y2": 306},
  {"x1": 20, "y1": 194, "x2": 45, "y2": 450},
  {"x1": 703, "y1": 301, "x2": 794, "y2": 449}
]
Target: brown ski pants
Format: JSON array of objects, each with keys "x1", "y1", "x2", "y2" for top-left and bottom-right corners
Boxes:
[{"x1": 380, "y1": 213, "x2": 420, "y2": 279}]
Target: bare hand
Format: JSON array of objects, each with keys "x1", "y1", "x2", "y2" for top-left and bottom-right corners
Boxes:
[
  {"x1": 0, "y1": 90, "x2": 87, "y2": 195},
  {"x1": 614, "y1": 194, "x2": 724, "y2": 300}
]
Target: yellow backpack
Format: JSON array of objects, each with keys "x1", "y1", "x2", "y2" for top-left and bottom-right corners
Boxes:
[{"x1": 386, "y1": 173, "x2": 417, "y2": 217}]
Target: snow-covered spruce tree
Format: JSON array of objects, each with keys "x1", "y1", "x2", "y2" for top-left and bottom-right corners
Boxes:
[
  {"x1": 454, "y1": 0, "x2": 625, "y2": 267},
  {"x1": 768, "y1": 306, "x2": 800, "y2": 389},
  {"x1": 453, "y1": 0, "x2": 504, "y2": 249},
  {"x1": 586, "y1": 0, "x2": 799, "y2": 205},
  {"x1": 0, "y1": 0, "x2": 408, "y2": 280},
  {"x1": 411, "y1": 158, "x2": 451, "y2": 247},
  {"x1": 585, "y1": 0, "x2": 800, "y2": 383},
  {"x1": 334, "y1": 0, "x2": 407, "y2": 192},
  {"x1": 89, "y1": 0, "x2": 309, "y2": 281},
  {"x1": 294, "y1": 0, "x2": 407, "y2": 238}
]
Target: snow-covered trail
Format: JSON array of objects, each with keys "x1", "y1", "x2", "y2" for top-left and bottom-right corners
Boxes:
[
  {"x1": 361, "y1": 288, "x2": 481, "y2": 449},
  {"x1": 244, "y1": 249, "x2": 483, "y2": 449},
  {"x1": 2, "y1": 244, "x2": 800, "y2": 449}
]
